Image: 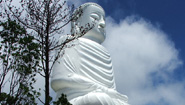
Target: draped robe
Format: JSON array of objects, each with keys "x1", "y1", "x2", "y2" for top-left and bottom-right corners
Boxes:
[{"x1": 51, "y1": 37, "x2": 129, "y2": 105}]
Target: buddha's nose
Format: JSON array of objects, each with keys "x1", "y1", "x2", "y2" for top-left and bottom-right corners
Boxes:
[{"x1": 99, "y1": 19, "x2": 105, "y2": 28}]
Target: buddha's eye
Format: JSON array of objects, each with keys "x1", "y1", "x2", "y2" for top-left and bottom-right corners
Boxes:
[{"x1": 90, "y1": 13, "x2": 100, "y2": 20}]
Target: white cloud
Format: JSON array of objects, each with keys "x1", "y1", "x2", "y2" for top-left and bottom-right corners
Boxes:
[{"x1": 103, "y1": 16, "x2": 184, "y2": 105}]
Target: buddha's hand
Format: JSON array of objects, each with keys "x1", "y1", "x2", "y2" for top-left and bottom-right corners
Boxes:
[
  {"x1": 106, "y1": 89, "x2": 128, "y2": 102},
  {"x1": 91, "y1": 84, "x2": 128, "y2": 102}
]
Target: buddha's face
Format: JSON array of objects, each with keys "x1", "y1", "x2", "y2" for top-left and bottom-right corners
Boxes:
[{"x1": 77, "y1": 5, "x2": 106, "y2": 43}]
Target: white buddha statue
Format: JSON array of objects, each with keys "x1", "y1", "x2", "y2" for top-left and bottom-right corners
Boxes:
[{"x1": 51, "y1": 2, "x2": 129, "y2": 105}]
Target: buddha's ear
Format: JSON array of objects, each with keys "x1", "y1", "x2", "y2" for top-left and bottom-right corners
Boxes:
[
  {"x1": 71, "y1": 19, "x2": 80, "y2": 27},
  {"x1": 71, "y1": 21, "x2": 80, "y2": 36},
  {"x1": 71, "y1": 21, "x2": 75, "y2": 28},
  {"x1": 71, "y1": 21, "x2": 75, "y2": 35}
]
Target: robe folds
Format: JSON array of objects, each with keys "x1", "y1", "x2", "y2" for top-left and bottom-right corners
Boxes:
[{"x1": 51, "y1": 37, "x2": 129, "y2": 105}]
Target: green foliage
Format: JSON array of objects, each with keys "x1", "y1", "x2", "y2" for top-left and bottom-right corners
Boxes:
[
  {"x1": 53, "y1": 94, "x2": 72, "y2": 105},
  {"x1": 0, "y1": 20, "x2": 40, "y2": 105},
  {"x1": 0, "y1": 92, "x2": 18, "y2": 105}
]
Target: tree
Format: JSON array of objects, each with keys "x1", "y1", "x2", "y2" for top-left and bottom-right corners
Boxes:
[
  {"x1": 53, "y1": 94, "x2": 72, "y2": 105},
  {"x1": 0, "y1": 19, "x2": 40, "y2": 105},
  {"x1": 2, "y1": 0, "x2": 93, "y2": 104}
]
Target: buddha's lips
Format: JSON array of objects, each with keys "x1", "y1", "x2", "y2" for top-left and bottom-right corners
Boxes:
[{"x1": 98, "y1": 27, "x2": 105, "y2": 36}]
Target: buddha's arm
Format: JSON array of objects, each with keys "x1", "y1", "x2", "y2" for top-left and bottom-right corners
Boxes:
[
  {"x1": 51, "y1": 73, "x2": 106, "y2": 91},
  {"x1": 51, "y1": 73, "x2": 128, "y2": 101}
]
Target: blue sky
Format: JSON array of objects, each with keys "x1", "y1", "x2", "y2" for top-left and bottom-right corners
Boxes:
[
  {"x1": 98, "y1": 0, "x2": 185, "y2": 63},
  {"x1": 66, "y1": 0, "x2": 185, "y2": 105}
]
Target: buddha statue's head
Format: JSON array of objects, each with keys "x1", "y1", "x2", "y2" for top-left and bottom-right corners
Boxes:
[{"x1": 71, "y1": 3, "x2": 106, "y2": 44}]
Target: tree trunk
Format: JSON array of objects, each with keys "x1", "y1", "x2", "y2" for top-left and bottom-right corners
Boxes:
[
  {"x1": 45, "y1": 39, "x2": 50, "y2": 105},
  {"x1": 45, "y1": 23, "x2": 50, "y2": 105}
]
